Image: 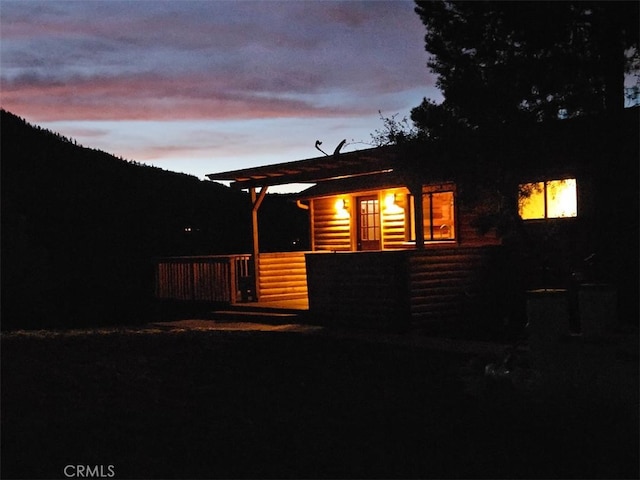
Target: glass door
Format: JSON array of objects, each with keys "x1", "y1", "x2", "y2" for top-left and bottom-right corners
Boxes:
[{"x1": 357, "y1": 195, "x2": 381, "y2": 250}]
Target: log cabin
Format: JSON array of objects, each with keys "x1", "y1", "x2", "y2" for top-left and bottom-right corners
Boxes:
[{"x1": 156, "y1": 107, "x2": 638, "y2": 332}]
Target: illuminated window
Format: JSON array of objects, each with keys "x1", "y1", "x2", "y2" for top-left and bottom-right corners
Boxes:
[
  {"x1": 423, "y1": 191, "x2": 455, "y2": 240},
  {"x1": 519, "y1": 179, "x2": 577, "y2": 220},
  {"x1": 409, "y1": 191, "x2": 456, "y2": 241}
]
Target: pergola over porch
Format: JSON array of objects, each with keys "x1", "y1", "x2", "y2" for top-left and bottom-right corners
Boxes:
[{"x1": 206, "y1": 145, "x2": 432, "y2": 299}]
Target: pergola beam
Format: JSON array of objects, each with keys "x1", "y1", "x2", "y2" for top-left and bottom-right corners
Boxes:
[
  {"x1": 410, "y1": 182, "x2": 425, "y2": 250},
  {"x1": 249, "y1": 186, "x2": 268, "y2": 300},
  {"x1": 228, "y1": 166, "x2": 394, "y2": 190},
  {"x1": 206, "y1": 146, "x2": 399, "y2": 190}
]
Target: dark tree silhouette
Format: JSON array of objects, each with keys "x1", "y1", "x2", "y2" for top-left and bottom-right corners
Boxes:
[
  {"x1": 370, "y1": 111, "x2": 419, "y2": 146},
  {"x1": 412, "y1": 1, "x2": 639, "y2": 137}
]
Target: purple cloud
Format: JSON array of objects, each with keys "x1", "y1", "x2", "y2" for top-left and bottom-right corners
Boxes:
[
  {"x1": 1, "y1": 1, "x2": 433, "y2": 120},
  {"x1": 1, "y1": 0, "x2": 439, "y2": 181}
]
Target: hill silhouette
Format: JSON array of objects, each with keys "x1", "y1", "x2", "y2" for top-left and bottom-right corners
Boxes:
[{"x1": 1, "y1": 109, "x2": 308, "y2": 329}]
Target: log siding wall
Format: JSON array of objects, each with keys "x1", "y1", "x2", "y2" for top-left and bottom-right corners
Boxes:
[
  {"x1": 382, "y1": 191, "x2": 411, "y2": 250},
  {"x1": 305, "y1": 251, "x2": 411, "y2": 330},
  {"x1": 306, "y1": 246, "x2": 509, "y2": 330},
  {"x1": 311, "y1": 188, "x2": 414, "y2": 252},
  {"x1": 309, "y1": 186, "x2": 503, "y2": 251},
  {"x1": 407, "y1": 246, "x2": 504, "y2": 328},
  {"x1": 258, "y1": 251, "x2": 309, "y2": 301},
  {"x1": 311, "y1": 197, "x2": 352, "y2": 251},
  {"x1": 456, "y1": 205, "x2": 501, "y2": 246}
]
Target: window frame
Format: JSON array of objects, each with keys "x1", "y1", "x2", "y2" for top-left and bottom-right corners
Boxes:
[
  {"x1": 518, "y1": 178, "x2": 578, "y2": 221},
  {"x1": 408, "y1": 189, "x2": 457, "y2": 243}
]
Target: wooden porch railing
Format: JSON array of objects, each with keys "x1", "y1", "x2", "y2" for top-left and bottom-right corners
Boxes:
[{"x1": 155, "y1": 255, "x2": 254, "y2": 303}]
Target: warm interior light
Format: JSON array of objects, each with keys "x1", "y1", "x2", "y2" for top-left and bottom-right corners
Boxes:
[
  {"x1": 519, "y1": 182, "x2": 545, "y2": 219},
  {"x1": 519, "y1": 179, "x2": 577, "y2": 219},
  {"x1": 546, "y1": 179, "x2": 577, "y2": 218}
]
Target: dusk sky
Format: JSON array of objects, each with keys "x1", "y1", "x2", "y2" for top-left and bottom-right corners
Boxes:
[{"x1": 1, "y1": 0, "x2": 441, "y2": 190}]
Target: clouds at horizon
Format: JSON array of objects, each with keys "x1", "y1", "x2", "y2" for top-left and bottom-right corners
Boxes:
[{"x1": 1, "y1": 0, "x2": 441, "y2": 183}]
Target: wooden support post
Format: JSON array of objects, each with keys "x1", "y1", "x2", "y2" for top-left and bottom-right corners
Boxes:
[
  {"x1": 410, "y1": 183, "x2": 425, "y2": 250},
  {"x1": 250, "y1": 186, "x2": 268, "y2": 300}
]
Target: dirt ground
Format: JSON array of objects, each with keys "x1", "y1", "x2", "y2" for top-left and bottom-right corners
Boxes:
[{"x1": 1, "y1": 322, "x2": 638, "y2": 479}]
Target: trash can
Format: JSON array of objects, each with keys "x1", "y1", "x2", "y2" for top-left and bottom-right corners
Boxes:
[
  {"x1": 526, "y1": 289, "x2": 570, "y2": 373},
  {"x1": 578, "y1": 284, "x2": 617, "y2": 337},
  {"x1": 526, "y1": 289, "x2": 570, "y2": 339}
]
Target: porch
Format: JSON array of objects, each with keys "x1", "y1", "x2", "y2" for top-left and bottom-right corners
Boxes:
[
  {"x1": 154, "y1": 245, "x2": 511, "y2": 331},
  {"x1": 155, "y1": 251, "x2": 309, "y2": 306},
  {"x1": 164, "y1": 145, "x2": 513, "y2": 330}
]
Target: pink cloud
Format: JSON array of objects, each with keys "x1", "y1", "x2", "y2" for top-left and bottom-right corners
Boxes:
[
  {"x1": 1, "y1": 71, "x2": 370, "y2": 122},
  {"x1": 0, "y1": 0, "x2": 444, "y2": 183}
]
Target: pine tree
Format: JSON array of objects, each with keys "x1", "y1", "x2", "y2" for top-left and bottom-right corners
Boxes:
[{"x1": 412, "y1": 1, "x2": 639, "y2": 137}]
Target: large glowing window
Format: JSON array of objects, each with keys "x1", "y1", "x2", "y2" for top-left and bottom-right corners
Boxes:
[
  {"x1": 519, "y1": 179, "x2": 577, "y2": 220},
  {"x1": 413, "y1": 191, "x2": 455, "y2": 241}
]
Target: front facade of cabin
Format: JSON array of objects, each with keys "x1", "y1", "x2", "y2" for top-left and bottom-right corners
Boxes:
[
  {"x1": 308, "y1": 185, "x2": 456, "y2": 252},
  {"x1": 155, "y1": 108, "x2": 637, "y2": 331},
  {"x1": 200, "y1": 145, "x2": 512, "y2": 330},
  {"x1": 304, "y1": 182, "x2": 502, "y2": 254}
]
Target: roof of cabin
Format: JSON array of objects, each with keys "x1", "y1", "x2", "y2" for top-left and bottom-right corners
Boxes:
[
  {"x1": 206, "y1": 145, "x2": 401, "y2": 189},
  {"x1": 207, "y1": 107, "x2": 639, "y2": 192}
]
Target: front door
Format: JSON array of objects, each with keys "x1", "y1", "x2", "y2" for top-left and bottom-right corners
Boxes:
[{"x1": 357, "y1": 195, "x2": 381, "y2": 250}]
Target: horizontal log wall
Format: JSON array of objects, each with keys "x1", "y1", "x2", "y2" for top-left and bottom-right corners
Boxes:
[
  {"x1": 258, "y1": 251, "x2": 309, "y2": 302},
  {"x1": 305, "y1": 251, "x2": 410, "y2": 331},
  {"x1": 312, "y1": 197, "x2": 352, "y2": 251},
  {"x1": 382, "y1": 191, "x2": 410, "y2": 249},
  {"x1": 306, "y1": 246, "x2": 509, "y2": 331},
  {"x1": 310, "y1": 188, "x2": 503, "y2": 253},
  {"x1": 408, "y1": 247, "x2": 486, "y2": 325},
  {"x1": 313, "y1": 190, "x2": 412, "y2": 252},
  {"x1": 456, "y1": 205, "x2": 501, "y2": 246}
]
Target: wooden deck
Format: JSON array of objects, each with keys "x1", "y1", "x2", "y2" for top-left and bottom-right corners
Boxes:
[
  {"x1": 235, "y1": 298, "x2": 309, "y2": 311},
  {"x1": 210, "y1": 297, "x2": 309, "y2": 325}
]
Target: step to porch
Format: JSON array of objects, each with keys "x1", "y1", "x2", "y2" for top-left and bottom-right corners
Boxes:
[{"x1": 208, "y1": 299, "x2": 309, "y2": 325}]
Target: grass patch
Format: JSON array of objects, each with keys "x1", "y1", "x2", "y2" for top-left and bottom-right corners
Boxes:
[{"x1": 2, "y1": 327, "x2": 638, "y2": 479}]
